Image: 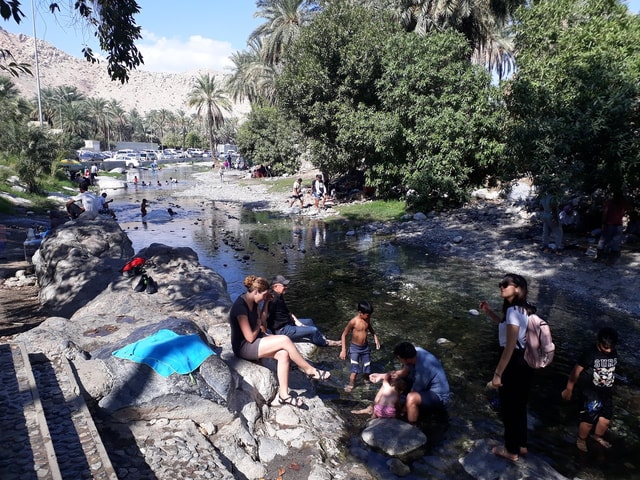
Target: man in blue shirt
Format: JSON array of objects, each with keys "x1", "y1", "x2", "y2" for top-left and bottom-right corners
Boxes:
[{"x1": 371, "y1": 341, "x2": 450, "y2": 424}]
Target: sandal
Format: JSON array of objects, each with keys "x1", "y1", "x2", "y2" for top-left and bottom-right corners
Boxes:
[
  {"x1": 492, "y1": 445, "x2": 519, "y2": 462},
  {"x1": 278, "y1": 395, "x2": 305, "y2": 408},
  {"x1": 308, "y1": 369, "x2": 331, "y2": 381},
  {"x1": 590, "y1": 434, "x2": 612, "y2": 448}
]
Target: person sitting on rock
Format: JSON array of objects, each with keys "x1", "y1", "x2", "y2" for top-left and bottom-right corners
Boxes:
[
  {"x1": 66, "y1": 184, "x2": 100, "y2": 220},
  {"x1": 229, "y1": 275, "x2": 331, "y2": 408},
  {"x1": 266, "y1": 274, "x2": 340, "y2": 347}
]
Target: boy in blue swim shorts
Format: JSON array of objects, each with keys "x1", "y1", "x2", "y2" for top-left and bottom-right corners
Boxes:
[{"x1": 339, "y1": 300, "x2": 380, "y2": 391}]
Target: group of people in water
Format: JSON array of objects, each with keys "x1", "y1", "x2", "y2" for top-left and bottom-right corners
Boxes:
[{"x1": 230, "y1": 272, "x2": 619, "y2": 461}]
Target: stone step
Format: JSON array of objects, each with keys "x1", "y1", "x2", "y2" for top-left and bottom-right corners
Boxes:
[{"x1": 0, "y1": 343, "x2": 117, "y2": 480}]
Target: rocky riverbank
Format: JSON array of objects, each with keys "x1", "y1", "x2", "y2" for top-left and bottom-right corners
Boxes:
[{"x1": 180, "y1": 170, "x2": 640, "y2": 319}]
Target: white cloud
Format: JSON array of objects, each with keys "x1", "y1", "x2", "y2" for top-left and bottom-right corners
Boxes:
[{"x1": 137, "y1": 31, "x2": 235, "y2": 73}]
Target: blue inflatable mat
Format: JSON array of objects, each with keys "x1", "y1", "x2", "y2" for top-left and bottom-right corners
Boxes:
[{"x1": 112, "y1": 329, "x2": 215, "y2": 377}]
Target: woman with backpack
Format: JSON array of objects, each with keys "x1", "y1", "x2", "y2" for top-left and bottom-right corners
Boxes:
[{"x1": 479, "y1": 273, "x2": 535, "y2": 462}]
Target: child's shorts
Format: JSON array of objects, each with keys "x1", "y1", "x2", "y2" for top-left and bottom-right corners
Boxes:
[
  {"x1": 579, "y1": 391, "x2": 613, "y2": 424},
  {"x1": 349, "y1": 343, "x2": 371, "y2": 374}
]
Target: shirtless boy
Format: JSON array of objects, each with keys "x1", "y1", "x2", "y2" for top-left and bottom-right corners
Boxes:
[{"x1": 339, "y1": 300, "x2": 380, "y2": 392}]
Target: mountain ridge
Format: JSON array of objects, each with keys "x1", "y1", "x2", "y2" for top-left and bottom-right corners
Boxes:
[{"x1": 0, "y1": 27, "x2": 249, "y2": 117}]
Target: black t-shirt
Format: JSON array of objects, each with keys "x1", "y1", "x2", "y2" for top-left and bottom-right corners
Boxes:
[
  {"x1": 577, "y1": 345, "x2": 617, "y2": 395},
  {"x1": 229, "y1": 295, "x2": 258, "y2": 356},
  {"x1": 267, "y1": 293, "x2": 292, "y2": 332}
]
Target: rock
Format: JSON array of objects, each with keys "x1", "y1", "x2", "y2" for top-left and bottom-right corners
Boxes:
[
  {"x1": 33, "y1": 217, "x2": 134, "y2": 318},
  {"x1": 452, "y1": 235, "x2": 463, "y2": 243},
  {"x1": 459, "y1": 439, "x2": 570, "y2": 480},
  {"x1": 387, "y1": 458, "x2": 411, "y2": 476},
  {"x1": 413, "y1": 212, "x2": 427, "y2": 221},
  {"x1": 361, "y1": 418, "x2": 427, "y2": 456}
]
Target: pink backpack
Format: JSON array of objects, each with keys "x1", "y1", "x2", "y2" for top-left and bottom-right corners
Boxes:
[{"x1": 524, "y1": 314, "x2": 555, "y2": 369}]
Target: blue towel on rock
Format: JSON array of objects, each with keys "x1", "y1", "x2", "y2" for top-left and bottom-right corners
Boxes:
[{"x1": 112, "y1": 329, "x2": 215, "y2": 377}]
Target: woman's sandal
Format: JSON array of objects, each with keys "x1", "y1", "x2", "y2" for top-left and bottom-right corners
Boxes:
[
  {"x1": 492, "y1": 445, "x2": 519, "y2": 462},
  {"x1": 308, "y1": 369, "x2": 331, "y2": 381},
  {"x1": 278, "y1": 395, "x2": 305, "y2": 408}
]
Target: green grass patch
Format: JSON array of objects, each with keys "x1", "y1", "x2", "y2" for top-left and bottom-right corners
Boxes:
[
  {"x1": 334, "y1": 199, "x2": 407, "y2": 223},
  {"x1": 264, "y1": 177, "x2": 295, "y2": 194}
]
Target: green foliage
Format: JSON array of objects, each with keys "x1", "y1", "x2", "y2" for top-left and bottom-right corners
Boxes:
[
  {"x1": 506, "y1": 0, "x2": 640, "y2": 198},
  {"x1": 333, "y1": 200, "x2": 407, "y2": 223},
  {"x1": 15, "y1": 127, "x2": 57, "y2": 193},
  {"x1": 236, "y1": 105, "x2": 304, "y2": 174},
  {"x1": 184, "y1": 131, "x2": 203, "y2": 148},
  {"x1": 376, "y1": 31, "x2": 507, "y2": 210},
  {"x1": 278, "y1": 3, "x2": 506, "y2": 210},
  {"x1": 278, "y1": 3, "x2": 400, "y2": 177}
]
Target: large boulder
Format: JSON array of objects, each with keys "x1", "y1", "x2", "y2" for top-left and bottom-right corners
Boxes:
[{"x1": 33, "y1": 216, "x2": 134, "y2": 317}]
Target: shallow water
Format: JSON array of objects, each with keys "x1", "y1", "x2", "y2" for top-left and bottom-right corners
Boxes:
[{"x1": 106, "y1": 169, "x2": 640, "y2": 479}]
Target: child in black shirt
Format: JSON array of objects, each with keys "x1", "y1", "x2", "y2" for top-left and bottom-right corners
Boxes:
[{"x1": 561, "y1": 327, "x2": 618, "y2": 452}]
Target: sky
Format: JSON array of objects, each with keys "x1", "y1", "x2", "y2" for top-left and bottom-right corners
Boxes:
[
  {"x1": 3, "y1": 0, "x2": 263, "y2": 73},
  {"x1": 3, "y1": 0, "x2": 640, "y2": 74}
]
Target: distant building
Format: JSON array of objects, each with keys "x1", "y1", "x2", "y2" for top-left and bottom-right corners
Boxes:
[{"x1": 116, "y1": 141, "x2": 159, "y2": 152}]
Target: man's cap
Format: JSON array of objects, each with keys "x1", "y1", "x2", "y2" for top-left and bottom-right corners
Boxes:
[{"x1": 271, "y1": 275, "x2": 290, "y2": 285}]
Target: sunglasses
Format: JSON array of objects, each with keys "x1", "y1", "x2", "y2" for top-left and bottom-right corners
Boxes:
[{"x1": 498, "y1": 281, "x2": 517, "y2": 289}]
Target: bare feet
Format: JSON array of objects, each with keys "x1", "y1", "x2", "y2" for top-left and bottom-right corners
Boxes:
[
  {"x1": 590, "y1": 434, "x2": 612, "y2": 448},
  {"x1": 576, "y1": 437, "x2": 588, "y2": 452},
  {"x1": 325, "y1": 339, "x2": 341, "y2": 347},
  {"x1": 492, "y1": 445, "x2": 519, "y2": 462},
  {"x1": 344, "y1": 383, "x2": 354, "y2": 393},
  {"x1": 307, "y1": 369, "x2": 331, "y2": 381}
]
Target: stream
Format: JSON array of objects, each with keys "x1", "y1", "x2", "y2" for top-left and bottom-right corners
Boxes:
[{"x1": 103, "y1": 166, "x2": 640, "y2": 479}]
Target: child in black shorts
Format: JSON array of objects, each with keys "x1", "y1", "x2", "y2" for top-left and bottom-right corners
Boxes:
[{"x1": 561, "y1": 327, "x2": 618, "y2": 452}]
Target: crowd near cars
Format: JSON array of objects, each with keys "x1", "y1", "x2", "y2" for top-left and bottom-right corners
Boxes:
[{"x1": 67, "y1": 146, "x2": 245, "y2": 172}]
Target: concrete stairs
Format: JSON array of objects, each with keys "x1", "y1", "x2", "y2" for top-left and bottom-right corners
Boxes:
[{"x1": 0, "y1": 343, "x2": 117, "y2": 480}]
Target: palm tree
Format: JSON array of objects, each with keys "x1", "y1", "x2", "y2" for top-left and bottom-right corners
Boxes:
[
  {"x1": 85, "y1": 97, "x2": 115, "y2": 147},
  {"x1": 227, "y1": 38, "x2": 278, "y2": 105},
  {"x1": 187, "y1": 73, "x2": 231, "y2": 154},
  {"x1": 128, "y1": 109, "x2": 146, "y2": 142},
  {"x1": 60, "y1": 102, "x2": 90, "y2": 137},
  {"x1": 107, "y1": 99, "x2": 127, "y2": 144},
  {"x1": 393, "y1": 0, "x2": 524, "y2": 79},
  {"x1": 250, "y1": 0, "x2": 317, "y2": 66},
  {"x1": 172, "y1": 109, "x2": 195, "y2": 149}
]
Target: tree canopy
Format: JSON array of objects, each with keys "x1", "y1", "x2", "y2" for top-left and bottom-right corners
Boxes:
[
  {"x1": 506, "y1": 0, "x2": 640, "y2": 198},
  {"x1": 278, "y1": 2, "x2": 506, "y2": 209}
]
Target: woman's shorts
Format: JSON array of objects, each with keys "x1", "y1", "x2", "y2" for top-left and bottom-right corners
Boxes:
[{"x1": 238, "y1": 338, "x2": 262, "y2": 361}]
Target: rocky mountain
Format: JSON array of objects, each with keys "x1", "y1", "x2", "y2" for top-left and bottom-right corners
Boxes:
[{"x1": 0, "y1": 27, "x2": 249, "y2": 118}]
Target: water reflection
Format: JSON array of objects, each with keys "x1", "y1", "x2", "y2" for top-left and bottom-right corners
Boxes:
[{"x1": 115, "y1": 185, "x2": 639, "y2": 480}]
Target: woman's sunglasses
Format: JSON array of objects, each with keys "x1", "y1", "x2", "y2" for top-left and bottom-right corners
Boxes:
[{"x1": 498, "y1": 281, "x2": 517, "y2": 289}]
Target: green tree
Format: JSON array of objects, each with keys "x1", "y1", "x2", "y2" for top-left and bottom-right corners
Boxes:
[
  {"x1": 227, "y1": 38, "x2": 278, "y2": 105},
  {"x1": 250, "y1": 0, "x2": 317, "y2": 66},
  {"x1": 15, "y1": 127, "x2": 57, "y2": 193},
  {"x1": 376, "y1": 31, "x2": 506, "y2": 209},
  {"x1": 237, "y1": 105, "x2": 304, "y2": 173},
  {"x1": 187, "y1": 73, "x2": 232, "y2": 154},
  {"x1": 278, "y1": 3, "x2": 399, "y2": 178},
  {"x1": 1, "y1": 0, "x2": 143, "y2": 83},
  {"x1": 506, "y1": 0, "x2": 640, "y2": 199}
]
